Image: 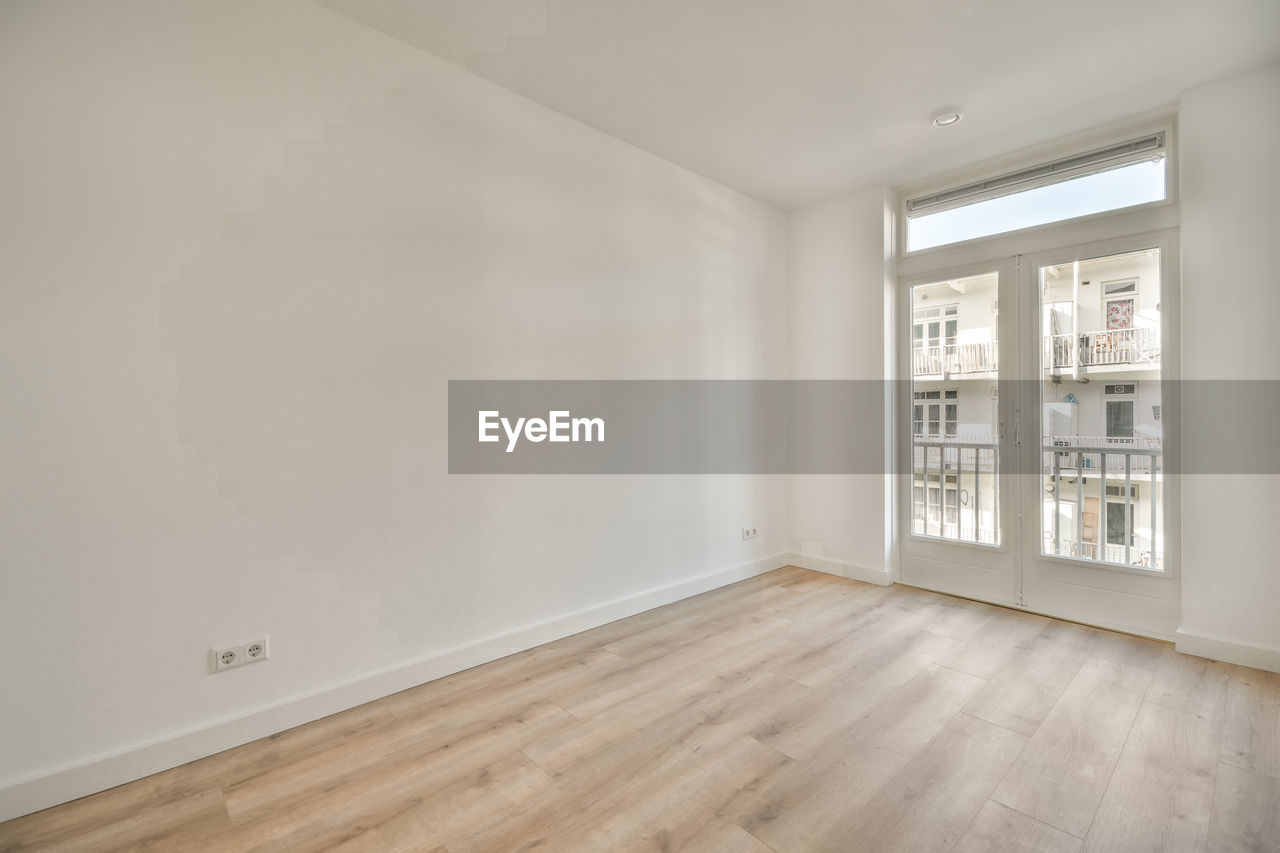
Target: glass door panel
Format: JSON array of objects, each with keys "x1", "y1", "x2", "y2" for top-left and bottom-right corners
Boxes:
[
  {"x1": 900, "y1": 262, "x2": 1018, "y2": 607},
  {"x1": 1036, "y1": 248, "x2": 1164, "y2": 570},
  {"x1": 1020, "y1": 235, "x2": 1179, "y2": 641},
  {"x1": 909, "y1": 272, "x2": 1001, "y2": 545},
  {"x1": 901, "y1": 236, "x2": 1177, "y2": 639}
]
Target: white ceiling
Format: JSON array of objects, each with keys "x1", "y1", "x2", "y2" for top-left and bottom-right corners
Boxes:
[{"x1": 315, "y1": 0, "x2": 1280, "y2": 209}]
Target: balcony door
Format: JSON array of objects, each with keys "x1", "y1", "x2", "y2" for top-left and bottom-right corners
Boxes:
[
  {"x1": 1018, "y1": 234, "x2": 1179, "y2": 638},
  {"x1": 898, "y1": 234, "x2": 1179, "y2": 640},
  {"x1": 899, "y1": 260, "x2": 1020, "y2": 606}
]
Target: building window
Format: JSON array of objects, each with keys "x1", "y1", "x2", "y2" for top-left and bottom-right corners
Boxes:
[
  {"x1": 943, "y1": 485, "x2": 959, "y2": 529},
  {"x1": 1103, "y1": 279, "x2": 1137, "y2": 296},
  {"x1": 912, "y1": 305, "x2": 958, "y2": 350},
  {"x1": 914, "y1": 389, "x2": 958, "y2": 436},
  {"x1": 1105, "y1": 400, "x2": 1134, "y2": 438},
  {"x1": 1106, "y1": 501, "x2": 1133, "y2": 547},
  {"x1": 1103, "y1": 279, "x2": 1137, "y2": 330},
  {"x1": 1104, "y1": 383, "x2": 1136, "y2": 438},
  {"x1": 914, "y1": 474, "x2": 960, "y2": 536}
]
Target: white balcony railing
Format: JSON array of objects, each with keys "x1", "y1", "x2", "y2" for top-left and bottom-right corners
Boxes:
[
  {"x1": 1045, "y1": 536, "x2": 1157, "y2": 569},
  {"x1": 910, "y1": 435, "x2": 1163, "y2": 567},
  {"x1": 1046, "y1": 435, "x2": 1160, "y2": 448},
  {"x1": 1041, "y1": 438, "x2": 1163, "y2": 570},
  {"x1": 916, "y1": 434, "x2": 999, "y2": 445},
  {"x1": 1044, "y1": 436, "x2": 1161, "y2": 475},
  {"x1": 913, "y1": 329, "x2": 1157, "y2": 376},
  {"x1": 1046, "y1": 327, "x2": 1159, "y2": 371},
  {"x1": 913, "y1": 340, "x2": 997, "y2": 377},
  {"x1": 911, "y1": 438, "x2": 999, "y2": 545}
]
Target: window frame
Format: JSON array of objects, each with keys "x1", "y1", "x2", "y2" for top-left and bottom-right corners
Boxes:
[
  {"x1": 912, "y1": 387, "x2": 959, "y2": 436},
  {"x1": 1019, "y1": 230, "x2": 1181, "y2": 584},
  {"x1": 896, "y1": 118, "x2": 1177, "y2": 264},
  {"x1": 893, "y1": 123, "x2": 1181, "y2": 634},
  {"x1": 1105, "y1": 399, "x2": 1136, "y2": 439}
]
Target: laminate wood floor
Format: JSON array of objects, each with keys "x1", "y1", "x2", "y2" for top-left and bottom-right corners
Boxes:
[{"x1": 3, "y1": 567, "x2": 1278, "y2": 852}]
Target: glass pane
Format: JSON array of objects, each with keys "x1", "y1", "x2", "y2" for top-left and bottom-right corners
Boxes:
[
  {"x1": 1039, "y1": 248, "x2": 1162, "y2": 569},
  {"x1": 907, "y1": 159, "x2": 1166, "y2": 251},
  {"x1": 910, "y1": 271, "x2": 999, "y2": 544},
  {"x1": 1106, "y1": 502, "x2": 1129, "y2": 545},
  {"x1": 1106, "y1": 401, "x2": 1134, "y2": 437}
]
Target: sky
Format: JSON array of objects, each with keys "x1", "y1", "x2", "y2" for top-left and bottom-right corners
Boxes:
[{"x1": 908, "y1": 160, "x2": 1166, "y2": 251}]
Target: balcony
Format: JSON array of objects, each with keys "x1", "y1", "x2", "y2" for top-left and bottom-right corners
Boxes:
[
  {"x1": 1046, "y1": 327, "x2": 1159, "y2": 372},
  {"x1": 911, "y1": 437, "x2": 999, "y2": 545},
  {"x1": 1044, "y1": 535, "x2": 1158, "y2": 569},
  {"x1": 1043, "y1": 436, "x2": 1161, "y2": 478},
  {"x1": 1041, "y1": 437, "x2": 1163, "y2": 570},
  {"x1": 909, "y1": 436, "x2": 1164, "y2": 565},
  {"x1": 915, "y1": 434, "x2": 998, "y2": 447},
  {"x1": 912, "y1": 340, "x2": 997, "y2": 377}
]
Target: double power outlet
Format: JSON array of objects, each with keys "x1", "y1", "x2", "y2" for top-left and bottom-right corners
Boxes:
[
  {"x1": 741, "y1": 526, "x2": 759, "y2": 540},
  {"x1": 210, "y1": 635, "x2": 270, "y2": 674}
]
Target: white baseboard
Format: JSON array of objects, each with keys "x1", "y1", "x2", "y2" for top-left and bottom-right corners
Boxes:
[
  {"x1": 1175, "y1": 628, "x2": 1280, "y2": 674},
  {"x1": 786, "y1": 552, "x2": 892, "y2": 587},
  {"x1": 0, "y1": 552, "x2": 790, "y2": 823}
]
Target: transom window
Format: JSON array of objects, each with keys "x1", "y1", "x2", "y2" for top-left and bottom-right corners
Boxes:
[{"x1": 905, "y1": 133, "x2": 1167, "y2": 252}]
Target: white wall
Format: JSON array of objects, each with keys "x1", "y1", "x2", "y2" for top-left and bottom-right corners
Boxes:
[
  {"x1": 1177, "y1": 62, "x2": 1280, "y2": 671},
  {"x1": 787, "y1": 187, "x2": 896, "y2": 582},
  {"x1": 0, "y1": 0, "x2": 791, "y2": 817}
]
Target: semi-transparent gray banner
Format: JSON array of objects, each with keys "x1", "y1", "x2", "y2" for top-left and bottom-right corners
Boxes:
[{"x1": 447, "y1": 380, "x2": 1279, "y2": 474}]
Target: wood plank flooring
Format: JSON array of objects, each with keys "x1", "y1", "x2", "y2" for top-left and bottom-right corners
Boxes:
[{"x1": 3, "y1": 566, "x2": 1279, "y2": 852}]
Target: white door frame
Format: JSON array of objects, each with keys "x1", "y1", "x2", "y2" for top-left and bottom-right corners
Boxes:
[
  {"x1": 895, "y1": 229, "x2": 1181, "y2": 640},
  {"x1": 1016, "y1": 229, "x2": 1181, "y2": 640},
  {"x1": 897, "y1": 257, "x2": 1021, "y2": 607}
]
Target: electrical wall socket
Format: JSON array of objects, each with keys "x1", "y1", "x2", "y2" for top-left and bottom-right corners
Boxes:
[
  {"x1": 244, "y1": 637, "x2": 269, "y2": 661},
  {"x1": 210, "y1": 635, "x2": 270, "y2": 674},
  {"x1": 741, "y1": 526, "x2": 758, "y2": 540},
  {"x1": 214, "y1": 647, "x2": 241, "y2": 671}
]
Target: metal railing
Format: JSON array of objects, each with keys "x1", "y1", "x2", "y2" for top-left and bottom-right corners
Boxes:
[
  {"x1": 915, "y1": 433, "x2": 999, "y2": 445},
  {"x1": 1046, "y1": 327, "x2": 1159, "y2": 371},
  {"x1": 913, "y1": 340, "x2": 998, "y2": 376},
  {"x1": 1044, "y1": 536, "x2": 1157, "y2": 569},
  {"x1": 909, "y1": 434, "x2": 1164, "y2": 567},
  {"x1": 911, "y1": 438, "x2": 999, "y2": 545},
  {"x1": 1045, "y1": 436, "x2": 1161, "y2": 475},
  {"x1": 1041, "y1": 439, "x2": 1163, "y2": 569}
]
